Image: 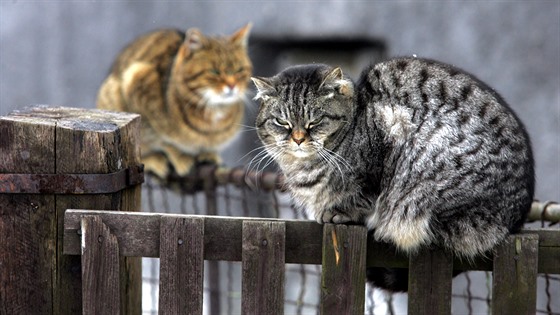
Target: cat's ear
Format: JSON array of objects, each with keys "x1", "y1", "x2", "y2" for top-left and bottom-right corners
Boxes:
[
  {"x1": 230, "y1": 23, "x2": 252, "y2": 47},
  {"x1": 320, "y1": 67, "x2": 354, "y2": 97},
  {"x1": 251, "y1": 77, "x2": 276, "y2": 101},
  {"x1": 185, "y1": 28, "x2": 207, "y2": 52}
]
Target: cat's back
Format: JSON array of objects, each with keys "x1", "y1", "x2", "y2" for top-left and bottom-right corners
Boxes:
[
  {"x1": 358, "y1": 57, "x2": 532, "y2": 150},
  {"x1": 110, "y1": 29, "x2": 185, "y2": 76},
  {"x1": 359, "y1": 57, "x2": 534, "y2": 240}
]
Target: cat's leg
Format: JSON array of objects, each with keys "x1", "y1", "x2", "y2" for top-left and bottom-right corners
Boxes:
[
  {"x1": 196, "y1": 151, "x2": 222, "y2": 166},
  {"x1": 142, "y1": 152, "x2": 171, "y2": 180},
  {"x1": 320, "y1": 209, "x2": 354, "y2": 224},
  {"x1": 366, "y1": 193, "x2": 434, "y2": 254},
  {"x1": 161, "y1": 144, "x2": 196, "y2": 177},
  {"x1": 318, "y1": 205, "x2": 370, "y2": 225}
]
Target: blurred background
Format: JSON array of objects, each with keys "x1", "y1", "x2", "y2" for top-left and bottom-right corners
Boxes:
[
  {"x1": 1, "y1": 2, "x2": 558, "y2": 314},
  {"x1": 1, "y1": 1, "x2": 558, "y2": 202}
]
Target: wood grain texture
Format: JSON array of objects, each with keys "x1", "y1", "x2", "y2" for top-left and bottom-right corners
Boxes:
[
  {"x1": 63, "y1": 210, "x2": 560, "y2": 273},
  {"x1": 492, "y1": 233, "x2": 539, "y2": 315},
  {"x1": 242, "y1": 221, "x2": 286, "y2": 315},
  {"x1": 81, "y1": 215, "x2": 120, "y2": 315},
  {"x1": 1, "y1": 109, "x2": 56, "y2": 315},
  {"x1": 320, "y1": 224, "x2": 367, "y2": 315},
  {"x1": 1, "y1": 106, "x2": 142, "y2": 315},
  {"x1": 159, "y1": 216, "x2": 205, "y2": 315},
  {"x1": 408, "y1": 249, "x2": 453, "y2": 315}
]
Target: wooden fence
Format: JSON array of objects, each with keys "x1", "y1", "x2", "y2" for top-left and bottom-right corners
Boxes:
[
  {"x1": 63, "y1": 209, "x2": 560, "y2": 315},
  {"x1": 2, "y1": 106, "x2": 559, "y2": 314}
]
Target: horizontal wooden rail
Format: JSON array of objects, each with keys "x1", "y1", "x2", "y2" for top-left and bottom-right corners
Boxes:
[
  {"x1": 63, "y1": 209, "x2": 560, "y2": 274},
  {"x1": 75, "y1": 211, "x2": 370, "y2": 314}
]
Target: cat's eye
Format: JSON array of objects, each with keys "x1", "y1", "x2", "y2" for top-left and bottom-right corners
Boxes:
[
  {"x1": 210, "y1": 69, "x2": 221, "y2": 75},
  {"x1": 235, "y1": 67, "x2": 245, "y2": 74},
  {"x1": 274, "y1": 118, "x2": 291, "y2": 129},
  {"x1": 307, "y1": 118, "x2": 323, "y2": 129}
]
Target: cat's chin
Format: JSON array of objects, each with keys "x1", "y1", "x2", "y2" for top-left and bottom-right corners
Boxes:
[
  {"x1": 203, "y1": 89, "x2": 244, "y2": 106},
  {"x1": 287, "y1": 150, "x2": 314, "y2": 158}
]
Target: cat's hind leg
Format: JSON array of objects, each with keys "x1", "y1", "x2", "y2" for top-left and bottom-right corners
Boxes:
[{"x1": 366, "y1": 196, "x2": 434, "y2": 254}]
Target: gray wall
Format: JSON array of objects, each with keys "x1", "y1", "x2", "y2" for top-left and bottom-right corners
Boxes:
[{"x1": 1, "y1": 1, "x2": 558, "y2": 203}]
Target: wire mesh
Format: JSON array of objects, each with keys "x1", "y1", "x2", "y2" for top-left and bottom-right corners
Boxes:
[{"x1": 140, "y1": 167, "x2": 560, "y2": 315}]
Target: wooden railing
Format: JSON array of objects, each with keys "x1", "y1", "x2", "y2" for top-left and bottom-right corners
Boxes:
[
  {"x1": 63, "y1": 209, "x2": 560, "y2": 315},
  {"x1": 3, "y1": 106, "x2": 559, "y2": 314}
]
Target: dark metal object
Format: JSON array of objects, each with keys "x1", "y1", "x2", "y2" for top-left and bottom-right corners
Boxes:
[{"x1": 0, "y1": 164, "x2": 144, "y2": 194}]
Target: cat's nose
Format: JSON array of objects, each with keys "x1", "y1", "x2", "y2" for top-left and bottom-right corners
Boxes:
[
  {"x1": 293, "y1": 137, "x2": 304, "y2": 145},
  {"x1": 291, "y1": 130, "x2": 306, "y2": 145},
  {"x1": 224, "y1": 84, "x2": 237, "y2": 94}
]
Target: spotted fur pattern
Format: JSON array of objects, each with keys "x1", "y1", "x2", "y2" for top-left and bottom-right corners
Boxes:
[{"x1": 253, "y1": 57, "x2": 534, "y2": 291}]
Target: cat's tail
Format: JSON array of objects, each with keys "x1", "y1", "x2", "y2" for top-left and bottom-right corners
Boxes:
[{"x1": 366, "y1": 267, "x2": 410, "y2": 292}]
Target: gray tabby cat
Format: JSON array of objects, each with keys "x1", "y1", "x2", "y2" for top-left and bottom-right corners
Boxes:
[{"x1": 252, "y1": 57, "x2": 534, "y2": 291}]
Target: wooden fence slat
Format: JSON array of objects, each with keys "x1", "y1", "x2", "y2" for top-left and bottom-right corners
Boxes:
[
  {"x1": 408, "y1": 248, "x2": 453, "y2": 315},
  {"x1": 492, "y1": 233, "x2": 539, "y2": 315},
  {"x1": 242, "y1": 220, "x2": 286, "y2": 315},
  {"x1": 159, "y1": 216, "x2": 205, "y2": 315},
  {"x1": 321, "y1": 224, "x2": 367, "y2": 315},
  {"x1": 81, "y1": 215, "x2": 120, "y2": 315}
]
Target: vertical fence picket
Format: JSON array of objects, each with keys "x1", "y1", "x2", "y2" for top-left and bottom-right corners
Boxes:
[
  {"x1": 492, "y1": 233, "x2": 539, "y2": 315},
  {"x1": 81, "y1": 216, "x2": 121, "y2": 315},
  {"x1": 408, "y1": 248, "x2": 453, "y2": 315},
  {"x1": 159, "y1": 216, "x2": 205, "y2": 315},
  {"x1": 242, "y1": 220, "x2": 286, "y2": 315},
  {"x1": 321, "y1": 224, "x2": 368, "y2": 315}
]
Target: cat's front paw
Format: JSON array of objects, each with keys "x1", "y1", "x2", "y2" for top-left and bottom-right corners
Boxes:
[
  {"x1": 318, "y1": 209, "x2": 353, "y2": 224},
  {"x1": 196, "y1": 152, "x2": 221, "y2": 166},
  {"x1": 143, "y1": 153, "x2": 171, "y2": 180}
]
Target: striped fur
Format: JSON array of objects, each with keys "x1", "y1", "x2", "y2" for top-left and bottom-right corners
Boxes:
[
  {"x1": 97, "y1": 24, "x2": 252, "y2": 180},
  {"x1": 253, "y1": 58, "x2": 534, "y2": 291}
]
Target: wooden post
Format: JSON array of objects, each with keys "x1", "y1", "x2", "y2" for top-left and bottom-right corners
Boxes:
[
  {"x1": 0, "y1": 106, "x2": 142, "y2": 315},
  {"x1": 159, "y1": 216, "x2": 205, "y2": 315},
  {"x1": 242, "y1": 220, "x2": 286, "y2": 315},
  {"x1": 492, "y1": 233, "x2": 539, "y2": 315},
  {"x1": 321, "y1": 224, "x2": 367, "y2": 315},
  {"x1": 408, "y1": 248, "x2": 453, "y2": 315},
  {"x1": 81, "y1": 216, "x2": 121, "y2": 315},
  {"x1": 202, "y1": 166, "x2": 222, "y2": 315}
]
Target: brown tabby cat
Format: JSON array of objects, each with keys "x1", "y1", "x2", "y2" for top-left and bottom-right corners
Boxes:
[{"x1": 97, "y1": 24, "x2": 252, "y2": 180}]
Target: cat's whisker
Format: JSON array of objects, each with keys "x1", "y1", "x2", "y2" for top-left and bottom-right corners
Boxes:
[
  {"x1": 322, "y1": 147, "x2": 353, "y2": 171},
  {"x1": 235, "y1": 123, "x2": 259, "y2": 133},
  {"x1": 244, "y1": 146, "x2": 285, "y2": 189},
  {"x1": 245, "y1": 144, "x2": 281, "y2": 174},
  {"x1": 317, "y1": 148, "x2": 347, "y2": 187},
  {"x1": 238, "y1": 143, "x2": 277, "y2": 163}
]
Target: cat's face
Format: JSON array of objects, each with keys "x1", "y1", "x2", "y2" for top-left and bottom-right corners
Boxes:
[
  {"x1": 173, "y1": 24, "x2": 253, "y2": 105},
  {"x1": 253, "y1": 65, "x2": 355, "y2": 165}
]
